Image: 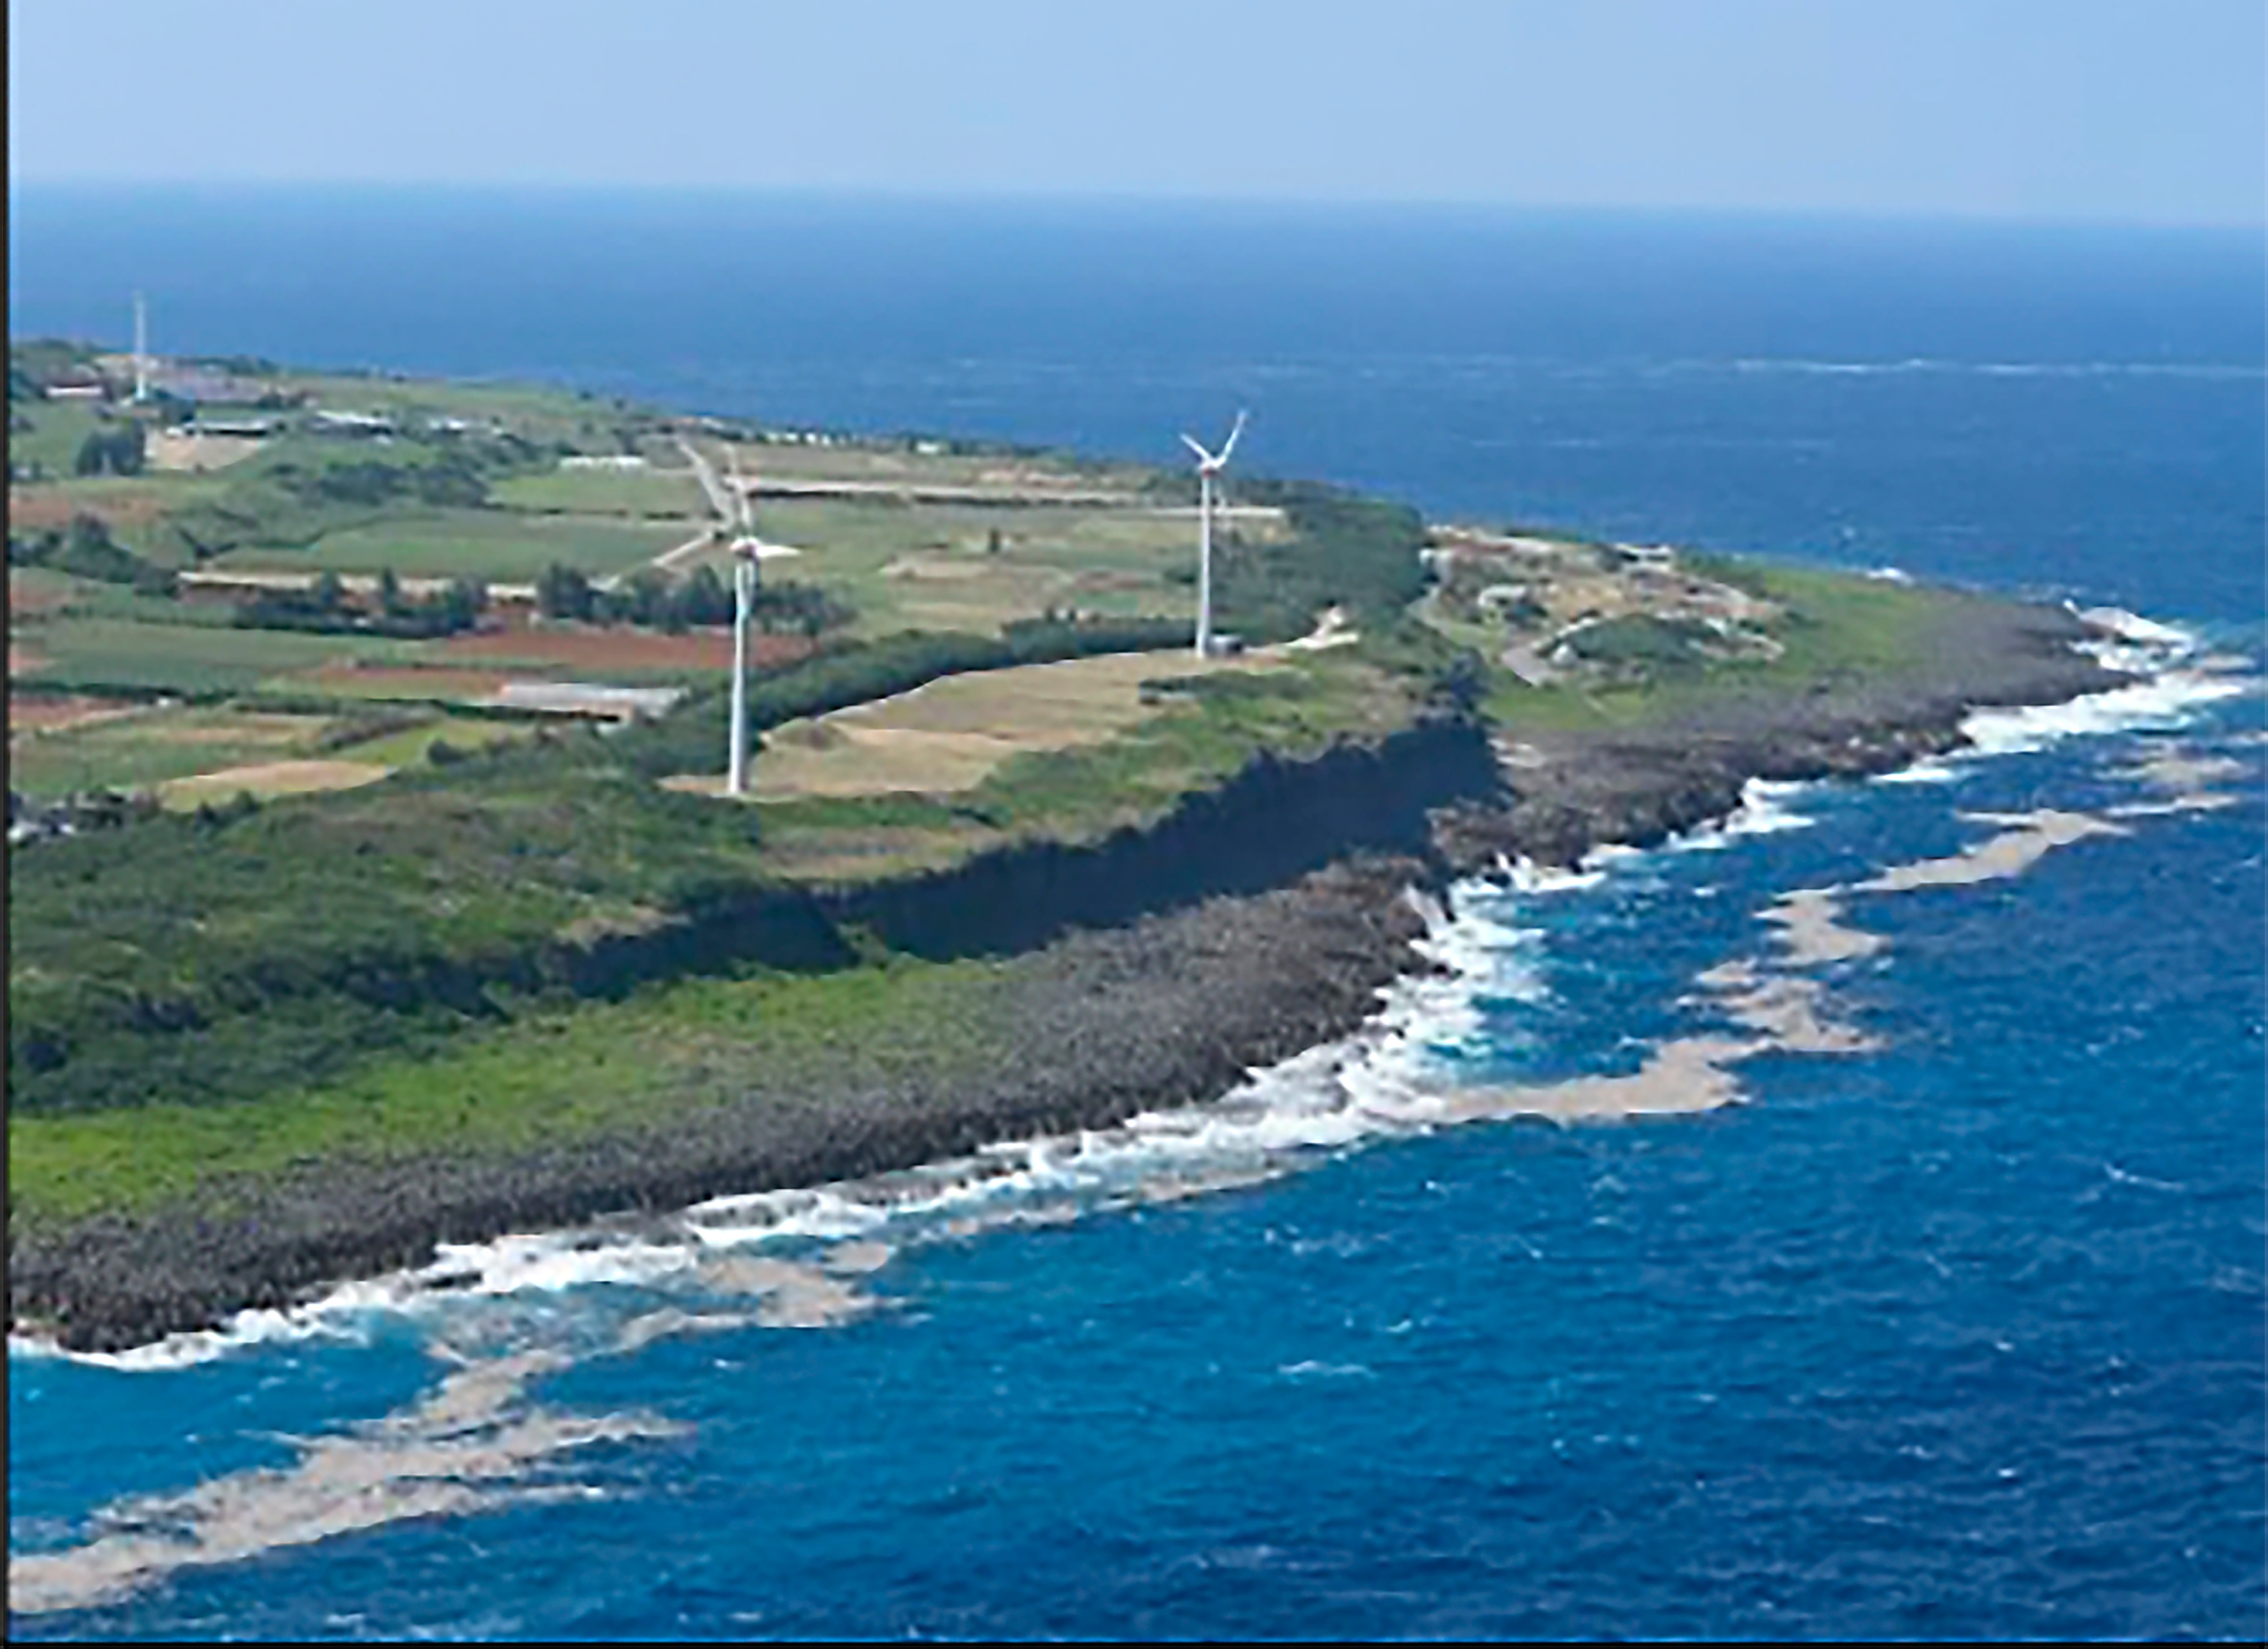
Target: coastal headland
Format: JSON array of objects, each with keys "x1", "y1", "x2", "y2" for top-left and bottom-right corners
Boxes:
[{"x1": 8, "y1": 343, "x2": 2125, "y2": 1350}]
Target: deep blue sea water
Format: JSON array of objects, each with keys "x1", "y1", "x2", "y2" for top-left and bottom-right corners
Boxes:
[{"x1": 9, "y1": 192, "x2": 2265, "y2": 1639}]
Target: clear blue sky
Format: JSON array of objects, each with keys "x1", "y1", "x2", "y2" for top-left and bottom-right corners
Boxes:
[{"x1": 9, "y1": 0, "x2": 2262, "y2": 224}]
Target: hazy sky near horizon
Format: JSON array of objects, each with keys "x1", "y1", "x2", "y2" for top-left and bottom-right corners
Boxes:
[{"x1": 9, "y1": 1, "x2": 2262, "y2": 225}]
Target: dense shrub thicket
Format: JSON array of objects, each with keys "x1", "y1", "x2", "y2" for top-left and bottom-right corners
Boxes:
[
  {"x1": 8, "y1": 515, "x2": 174, "y2": 592},
  {"x1": 72, "y1": 424, "x2": 146, "y2": 477},
  {"x1": 1210, "y1": 481, "x2": 1429, "y2": 642},
  {"x1": 534, "y1": 563, "x2": 855, "y2": 636},
  {"x1": 232, "y1": 569, "x2": 489, "y2": 638}
]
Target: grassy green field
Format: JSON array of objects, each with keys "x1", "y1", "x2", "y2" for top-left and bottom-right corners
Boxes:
[
  {"x1": 491, "y1": 466, "x2": 706, "y2": 517},
  {"x1": 1470, "y1": 557, "x2": 1976, "y2": 734},
  {"x1": 329, "y1": 713, "x2": 531, "y2": 766},
  {"x1": 12, "y1": 613, "x2": 414, "y2": 695},
  {"x1": 273, "y1": 371, "x2": 646, "y2": 452},
  {"x1": 724, "y1": 438, "x2": 1154, "y2": 493},
  {"x1": 740, "y1": 498, "x2": 1217, "y2": 635},
  {"x1": 7, "y1": 398, "x2": 108, "y2": 480},
  {"x1": 7, "y1": 955, "x2": 1007, "y2": 1226},
  {"x1": 218, "y1": 509, "x2": 692, "y2": 581}
]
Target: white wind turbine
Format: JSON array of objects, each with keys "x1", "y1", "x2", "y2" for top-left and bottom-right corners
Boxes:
[
  {"x1": 716, "y1": 444, "x2": 805, "y2": 796},
  {"x1": 725, "y1": 448, "x2": 759, "y2": 797},
  {"x1": 1180, "y1": 410, "x2": 1247, "y2": 658}
]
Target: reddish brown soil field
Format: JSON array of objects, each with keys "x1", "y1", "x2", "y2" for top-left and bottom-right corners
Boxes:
[
  {"x1": 305, "y1": 663, "x2": 522, "y2": 700},
  {"x1": 8, "y1": 571, "x2": 74, "y2": 613},
  {"x1": 437, "y1": 626, "x2": 815, "y2": 672},
  {"x1": 7, "y1": 488, "x2": 175, "y2": 531}
]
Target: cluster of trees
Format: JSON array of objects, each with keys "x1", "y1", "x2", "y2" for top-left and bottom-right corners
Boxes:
[
  {"x1": 279, "y1": 451, "x2": 490, "y2": 509},
  {"x1": 1558, "y1": 614, "x2": 1718, "y2": 673},
  {"x1": 8, "y1": 515, "x2": 177, "y2": 595},
  {"x1": 533, "y1": 562, "x2": 855, "y2": 637},
  {"x1": 234, "y1": 568, "x2": 488, "y2": 639},
  {"x1": 73, "y1": 424, "x2": 147, "y2": 477},
  {"x1": 1209, "y1": 480, "x2": 1430, "y2": 644}
]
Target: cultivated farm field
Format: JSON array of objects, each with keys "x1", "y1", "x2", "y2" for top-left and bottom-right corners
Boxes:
[
  {"x1": 9, "y1": 704, "x2": 335, "y2": 796},
  {"x1": 747, "y1": 649, "x2": 1256, "y2": 799},
  {"x1": 490, "y1": 467, "x2": 706, "y2": 518},
  {"x1": 11, "y1": 615, "x2": 416, "y2": 696},
  {"x1": 218, "y1": 510, "x2": 693, "y2": 583},
  {"x1": 729, "y1": 498, "x2": 1242, "y2": 636}
]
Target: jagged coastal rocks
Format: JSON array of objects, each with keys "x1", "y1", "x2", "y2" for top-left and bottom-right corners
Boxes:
[{"x1": 11, "y1": 595, "x2": 2128, "y2": 1353}]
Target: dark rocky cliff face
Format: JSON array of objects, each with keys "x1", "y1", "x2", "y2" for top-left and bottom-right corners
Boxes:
[
  {"x1": 827, "y1": 717, "x2": 1503, "y2": 958},
  {"x1": 531, "y1": 716, "x2": 1501, "y2": 998}
]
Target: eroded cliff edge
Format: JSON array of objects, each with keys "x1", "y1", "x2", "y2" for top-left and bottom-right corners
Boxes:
[{"x1": 11, "y1": 598, "x2": 2124, "y2": 1351}]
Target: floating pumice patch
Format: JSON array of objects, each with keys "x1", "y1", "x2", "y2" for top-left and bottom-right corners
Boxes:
[
  {"x1": 2106, "y1": 740, "x2": 2255, "y2": 817},
  {"x1": 1758, "y1": 888, "x2": 1887, "y2": 966},
  {"x1": 8, "y1": 1344, "x2": 683, "y2": 1618},
  {"x1": 694, "y1": 1254, "x2": 879, "y2": 1328},
  {"x1": 1851, "y1": 809, "x2": 2129, "y2": 894}
]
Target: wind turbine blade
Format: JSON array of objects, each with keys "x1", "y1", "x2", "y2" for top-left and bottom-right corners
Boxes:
[
  {"x1": 1179, "y1": 432, "x2": 1214, "y2": 465},
  {"x1": 1219, "y1": 410, "x2": 1248, "y2": 463}
]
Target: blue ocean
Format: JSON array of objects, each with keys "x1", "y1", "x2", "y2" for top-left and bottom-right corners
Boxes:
[{"x1": 9, "y1": 192, "x2": 2265, "y2": 1640}]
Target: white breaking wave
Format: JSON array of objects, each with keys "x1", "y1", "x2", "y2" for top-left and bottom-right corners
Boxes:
[
  {"x1": 1876, "y1": 759, "x2": 1961, "y2": 785},
  {"x1": 1727, "y1": 357, "x2": 2262, "y2": 382},
  {"x1": 1722, "y1": 779, "x2": 1818, "y2": 839},
  {"x1": 1497, "y1": 855, "x2": 1608, "y2": 895},
  {"x1": 1953, "y1": 607, "x2": 2253, "y2": 759},
  {"x1": 17, "y1": 884, "x2": 1558, "y2": 1372},
  {"x1": 2073, "y1": 605, "x2": 2203, "y2": 652},
  {"x1": 1962, "y1": 671, "x2": 2252, "y2": 757}
]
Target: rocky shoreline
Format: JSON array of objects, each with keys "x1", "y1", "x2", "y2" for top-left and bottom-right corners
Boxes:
[{"x1": 11, "y1": 598, "x2": 2127, "y2": 1353}]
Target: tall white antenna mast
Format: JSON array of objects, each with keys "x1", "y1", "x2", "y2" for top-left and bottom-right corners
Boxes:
[
  {"x1": 1179, "y1": 410, "x2": 1246, "y2": 658},
  {"x1": 132, "y1": 293, "x2": 150, "y2": 404}
]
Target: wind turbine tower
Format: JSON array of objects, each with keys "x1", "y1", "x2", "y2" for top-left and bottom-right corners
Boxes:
[
  {"x1": 1179, "y1": 410, "x2": 1247, "y2": 657},
  {"x1": 727, "y1": 542, "x2": 756, "y2": 796},
  {"x1": 132, "y1": 293, "x2": 150, "y2": 404},
  {"x1": 724, "y1": 448, "x2": 759, "y2": 797}
]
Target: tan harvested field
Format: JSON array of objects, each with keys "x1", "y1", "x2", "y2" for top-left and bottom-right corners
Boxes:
[
  {"x1": 164, "y1": 713, "x2": 318, "y2": 747},
  {"x1": 9, "y1": 644, "x2": 53, "y2": 676},
  {"x1": 741, "y1": 650, "x2": 1264, "y2": 799},
  {"x1": 7, "y1": 482, "x2": 188, "y2": 532},
  {"x1": 9, "y1": 704, "x2": 340, "y2": 797},
  {"x1": 439, "y1": 626, "x2": 816, "y2": 673},
  {"x1": 146, "y1": 431, "x2": 264, "y2": 472},
  {"x1": 6, "y1": 693, "x2": 148, "y2": 734},
  {"x1": 158, "y1": 759, "x2": 392, "y2": 808}
]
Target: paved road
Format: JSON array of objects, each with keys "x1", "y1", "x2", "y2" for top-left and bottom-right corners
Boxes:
[{"x1": 677, "y1": 435, "x2": 738, "y2": 524}]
